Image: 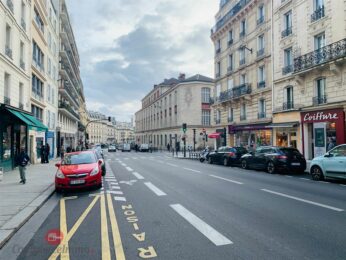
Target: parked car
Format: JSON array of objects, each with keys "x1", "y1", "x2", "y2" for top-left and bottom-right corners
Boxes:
[
  {"x1": 310, "y1": 144, "x2": 346, "y2": 181},
  {"x1": 139, "y1": 144, "x2": 149, "y2": 152},
  {"x1": 208, "y1": 146, "x2": 248, "y2": 166},
  {"x1": 108, "y1": 145, "x2": 117, "y2": 152},
  {"x1": 55, "y1": 151, "x2": 103, "y2": 192},
  {"x1": 240, "y1": 146, "x2": 306, "y2": 174},
  {"x1": 122, "y1": 143, "x2": 131, "y2": 152}
]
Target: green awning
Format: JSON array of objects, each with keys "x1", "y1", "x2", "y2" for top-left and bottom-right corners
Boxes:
[{"x1": 6, "y1": 108, "x2": 48, "y2": 132}]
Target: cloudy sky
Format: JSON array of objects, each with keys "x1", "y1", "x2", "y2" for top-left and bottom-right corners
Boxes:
[{"x1": 67, "y1": 0, "x2": 219, "y2": 122}]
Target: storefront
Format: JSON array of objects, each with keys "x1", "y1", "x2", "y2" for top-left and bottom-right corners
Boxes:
[
  {"x1": 301, "y1": 108, "x2": 345, "y2": 159},
  {"x1": 229, "y1": 123, "x2": 272, "y2": 150},
  {"x1": 0, "y1": 105, "x2": 48, "y2": 171}
]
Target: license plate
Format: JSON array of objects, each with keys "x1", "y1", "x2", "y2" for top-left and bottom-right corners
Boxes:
[
  {"x1": 291, "y1": 162, "x2": 300, "y2": 166},
  {"x1": 70, "y1": 180, "x2": 85, "y2": 185}
]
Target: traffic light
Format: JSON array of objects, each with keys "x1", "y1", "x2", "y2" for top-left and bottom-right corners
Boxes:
[{"x1": 182, "y1": 123, "x2": 187, "y2": 133}]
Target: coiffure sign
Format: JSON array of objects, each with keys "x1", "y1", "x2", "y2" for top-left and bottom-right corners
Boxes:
[{"x1": 302, "y1": 109, "x2": 344, "y2": 123}]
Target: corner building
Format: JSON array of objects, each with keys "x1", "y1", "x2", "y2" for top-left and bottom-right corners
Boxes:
[{"x1": 211, "y1": 0, "x2": 273, "y2": 149}]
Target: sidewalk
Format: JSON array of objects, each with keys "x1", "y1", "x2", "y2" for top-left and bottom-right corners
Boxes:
[{"x1": 0, "y1": 159, "x2": 58, "y2": 248}]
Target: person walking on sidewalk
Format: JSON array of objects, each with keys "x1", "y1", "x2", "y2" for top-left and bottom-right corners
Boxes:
[
  {"x1": 16, "y1": 147, "x2": 30, "y2": 184},
  {"x1": 45, "y1": 143, "x2": 50, "y2": 163}
]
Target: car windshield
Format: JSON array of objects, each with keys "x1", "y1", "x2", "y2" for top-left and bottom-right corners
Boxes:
[{"x1": 62, "y1": 153, "x2": 96, "y2": 165}]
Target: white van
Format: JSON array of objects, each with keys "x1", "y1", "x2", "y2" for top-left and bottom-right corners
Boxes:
[{"x1": 122, "y1": 143, "x2": 131, "y2": 152}]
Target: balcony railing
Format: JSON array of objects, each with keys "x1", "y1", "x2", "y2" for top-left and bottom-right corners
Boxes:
[
  {"x1": 258, "y1": 112, "x2": 266, "y2": 119},
  {"x1": 4, "y1": 96, "x2": 11, "y2": 105},
  {"x1": 32, "y1": 91, "x2": 44, "y2": 102},
  {"x1": 7, "y1": 0, "x2": 14, "y2": 13},
  {"x1": 311, "y1": 6, "x2": 325, "y2": 22},
  {"x1": 20, "y1": 59, "x2": 25, "y2": 70},
  {"x1": 219, "y1": 89, "x2": 233, "y2": 103},
  {"x1": 239, "y1": 31, "x2": 246, "y2": 38},
  {"x1": 283, "y1": 101, "x2": 294, "y2": 110},
  {"x1": 257, "y1": 81, "x2": 266, "y2": 89},
  {"x1": 282, "y1": 64, "x2": 293, "y2": 75},
  {"x1": 233, "y1": 83, "x2": 252, "y2": 98},
  {"x1": 294, "y1": 38, "x2": 346, "y2": 73},
  {"x1": 228, "y1": 39, "x2": 233, "y2": 46},
  {"x1": 257, "y1": 16, "x2": 264, "y2": 25},
  {"x1": 257, "y1": 48, "x2": 265, "y2": 57},
  {"x1": 281, "y1": 26, "x2": 292, "y2": 38},
  {"x1": 33, "y1": 59, "x2": 45, "y2": 73},
  {"x1": 239, "y1": 58, "x2": 246, "y2": 66},
  {"x1": 19, "y1": 102, "x2": 24, "y2": 110},
  {"x1": 5, "y1": 45, "x2": 12, "y2": 59},
  {"x1": 59, "y1": 101, "x2": 80, "y2": 119},
  {"x1": 313, "y1": 95, "x2": 327, "y2": 106},
  {"x1": 211, "y1": 0, "x2": 251, "y2": 35},
  {"x1": 21, "y1": 18, "x2": 26, "y2": 30},
  {"x1": 240, "y1": 114, "x2": 247, "y2": 121}
]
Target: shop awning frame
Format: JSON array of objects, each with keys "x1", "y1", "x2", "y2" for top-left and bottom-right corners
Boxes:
[
  {"x1": 6, "y1": 108, "x2": 48, "y2": 132},
  {"x1": 267, "y1": 122, "x2": 300, "y2": 128}
]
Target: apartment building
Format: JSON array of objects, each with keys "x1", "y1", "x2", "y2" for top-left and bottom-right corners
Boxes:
[
  {"x1": 135, "y1": 74, "x2": 214, "y2": 150},
  {"x1": 0, "y1": 0, "x2": 33, "y2": 170},
  {"x1": 115, "y1": 121, "x2": 135, "y2": 144},
  {"x1": 211, "y1": 0, "x2": 273, "y2": 149},
  {"x1": 87, "y1": 111, "x2": 107, "y2": 145},
  {"x1": 272, "y1": 0, "x2": 346, "y2": 159}
]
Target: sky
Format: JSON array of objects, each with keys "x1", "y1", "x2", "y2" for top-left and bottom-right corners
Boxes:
[{"x1": 66, "y1": 0, "x2": 219, "y2": 122}]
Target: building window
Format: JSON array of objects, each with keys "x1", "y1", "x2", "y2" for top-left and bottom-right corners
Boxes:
[
  {"x1": 314, "y1": 78, "x2": 327, "y2": 105},
  {"x1": 5, "y1": 24, "x2": 12, "y2": 59},
  {"x1": 216, "y1": 39, "x2": 221, "y2": 54},
  {"x1": 32, "y1": 74, "x2": 44, "y2": 101},
  {"x1": 240, "y1": 19, "x2": 246, "y2": 37},
  {"x1": 228, "y1": 30, "x2": 233, "y2": 46},
  {"x1": 21, "y1": 1, "x2": 26, "y2": 30},
  {"x1": 257, "y1": 5, "x2": 265, "y2": 25},
  {"x1": 228, "y1": 54, "x2": 233, "y2": 72},
  {"x1": 20, "y1": 41, "x2": 25, "y2": 70},
  {"x1": 257, "y1": 34, "x2": 265, "y2": 57},
  {"x1": 258, "y1": 99, "x2": 266, "y2": 119},
  {"x1": 240, "y1": 103, "x2": 246, "y2": 121},
  {"x1": 216, "y1": 84, "x2": 221, "y2": 98},
  {"x1": 311, "y1": 0, "x2": 325, "y2": 22},
  {"x1": 216, "y1": 110, "x2": 221, "y2": 124},
  {"x1": 31, "y1": 105, "x2": 43, "y2": 121},
  {"x1": 202, "y1": 110, "x2": 211, "y2": 126},
  {"x1": 228, "y1": 107, "x2": 233, "y2": 122},
  {"x1": 239, "y1": 47, "x2": 245, "y2": 65},
  {"x1": 19, "y1": 83, "x2": 24, "y2": 108},
  {"x1": 282, "y1": 11, "x2": 292, "y2": 37},
  {"x1": 314, "y1": 32, "x2": 326, "y2": 63},
  {"x1": 257, "y1": 66, "x2": 265, "y2": 88},
  {"x1": 283, "y1": 47, "x2": 293, "y2": 74},
  {"x1": 284, "y1": 86, "x2": 294, "y2": 110},
  {"x1": 4, "y1": 73, "x2": 11, "y2": 105},
  {"x1": 227, "y1": 78, "x2": 234, "y2": 90},
  {"x1": 216, "y1": 61, "x2": 221, "y2": 77},
  {"x1": 240, "y1": 74, "x2": 246, "y2": 85},
  {"x1": 34, "y1": 8, "x2": 44, "y2": 33},
  {"x1": 201, "y1": 87, "x2": 211, "y2": 103},
  {"x1": 33, "y1": 41, "x2": 44, "y2": 71}
]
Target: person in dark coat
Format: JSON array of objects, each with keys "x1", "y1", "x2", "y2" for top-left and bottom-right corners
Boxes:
[
  {"x1": 45, "y1": 143, "x2": 50, "y2": 163},
  {"x1": 40, "y1": 142, "x2": 45, "y2": 164},
  {"x1": 16, "y1": 147, "x2": 30, "y2": 184},
  {"x1": 167, "y1": 143, "x2": 171, "y2": 152}
]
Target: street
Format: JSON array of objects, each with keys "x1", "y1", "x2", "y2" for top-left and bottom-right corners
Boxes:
[{"x1": 1, "y1": 151, "x2": 346, "y2": 260}]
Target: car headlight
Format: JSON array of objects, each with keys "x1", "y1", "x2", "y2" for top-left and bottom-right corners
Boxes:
[
  {"x1": 56, "y1": 169, "x2": 65, "y2": 179},
  {"x1": 90, "y1": 166, "x2": 99, "y2": 176}
]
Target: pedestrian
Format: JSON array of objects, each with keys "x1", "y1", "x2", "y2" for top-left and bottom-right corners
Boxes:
[
  {"x1": 16, "y1": 147, "x2": 30, "y2": 184},
  {"x1": 66, "y1": 146, "x2": 72, "y2": 153},
  {"x1": 45, "y1": 143, "x2": 50, "y2": 163},
  {"x1": 60, "y1": 146, "x2": 65, "y2": 159},
  {"x1": 135, "y1": 144, "x2": 138, "y2": 152},
  {"x1": 167, "y1": 143, "x2": 170, "y2": 152},
  {"x1": 40, "y1": 142, "x2": 45, "y2": 164}
]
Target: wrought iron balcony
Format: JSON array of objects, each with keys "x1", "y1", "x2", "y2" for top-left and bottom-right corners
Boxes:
[
  {"x1": 21, "y1": 18, "x2": 26, "y2": 30},
  {"x1": 257, "y1": 48, "x2": 265, "y2": 57},
  {"x1": 257, "y1": 81, "x2": 266, "y2": 89},
  {"x1": 258, "y1": 112, "x2": 266, "y2": 119},
  {"x1": 240, "y1": 114, "x2": 247, "y2": 121},
  {"x1": 233, "y1": 83, "x2": 252, "y2": 98},
  {"x1": 282, "y1": 64, "x2": 293, "y2": 75},
  {"x1": 239, "y1": 58, "x2": 246, "y2": 66},
  {"x1": 20, "y1": 59, "x2": 25, "y2": 70},
  {"x1": 19, "y1": 102, "x2": 24, "y2": 110},
  {"x1": 281, "y1": 26, "x2": 292, "y2": 38},
  {"x1": 313, "y1": 95, "x2": 327, "y2": 106},
  {"x1": 4, "y1": 96, "x2": 11, "y2": 105},
  {"x1": 228, "y1": 39, "x2": 233, "y2": 46},
  {"x1": 294, "y1": 38, "x2": 346, "y2": 73},
  {"x1": 7, "y1": 0, "x2": 14, "y2": 13},
  {"x1": 257, "y1": 16, "x2": 264, "y2": 25},
  {"x1": 5, "y1": 45, "x2": 12, "y2": 59},
  {"x1": 59, "y1": 101, "x2": 80, "y2": 119},
  {"x1": 219, "y1": 89, "x2": 233, "y2": 103},
  {"x1": 311, "y1": 6, "x2": 325, "y2": 22},
  {"x1": 239, "y1": 31, "x2": 246, "y2": 38},
  {"x1": 283, "y1": 101, "x2": 294, "y2": 110}
]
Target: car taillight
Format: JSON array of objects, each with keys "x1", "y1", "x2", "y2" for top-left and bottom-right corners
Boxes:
[
  {"x1": 276, "y1": 155, "x2": 287, "y2": 159},
  {"x1": 228, "y1": 152, "x2": 235, "y2": 156}
]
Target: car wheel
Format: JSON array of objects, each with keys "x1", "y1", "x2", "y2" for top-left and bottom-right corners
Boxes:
[
  {"x1": 267, "y1": 161, "x2": 275, "y2": 174},
  {"x1": 241, "y1": 159, "x2": 248, "y2": 169},
  {"x1": 223, "y1": 158, "x2": 229, "y2": 166},
  {"x1": 208, "y1": 157, "x2": 213, "y2": 164},
  {"x1": 311, "y1": 166, "x2": 324, "y2": 181}
]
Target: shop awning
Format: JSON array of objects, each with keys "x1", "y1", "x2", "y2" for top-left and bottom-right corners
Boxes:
[
  {"x1": 208, "y1": 132, "x2": 221, "y2": 138},
  {"x1": 6, "y1": 108, "x2": 48, "y2": 132},
  {"x1": 267, "y1": 122, "x2": 299, "y2": 128}
]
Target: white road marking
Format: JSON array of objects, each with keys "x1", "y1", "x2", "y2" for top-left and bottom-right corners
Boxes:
[
  {"x1": 284, "y1": 175, "x2": 293, "y2": 178},
  {"x1": 121, "y1": 164, "x2": 127, "y2": 167},
  {"x1": 132, "y1": 172, "x2": 145, "y2": 180},
  {"x1": 126, "y1": 167, "x2": 133, "y2": 172},
  {"x1": 183, "y1": 167, "x2": 201, "y2": 173},
  {"x1": 107, "y1": 190, "x2": 123, "y2": 195},
  {"x1": 261, "y1": 189, "x2": 344, "y2": 212},
  {"x1": 319, "y1": 181, "x2": 330, "y2": 184},
  {"x1": 167, "y1": 163, "x2": 178, "y2": 167},
  {"x1": 170, "y1": 204, "x2": 233, "y2": 246},
  {"x1": 113, "y1": 196, "x2": 127, "y2": 201},
  {"x1": 300, "y1": 178, "x2": 310, "y2": 181},
  {"x1": 119, "y1": 180, "x2": 137, "y2": 186},
  {"x1": 209, "y1": 175, "x2": 243, "y2": 185},
  {"x1": 110, "y1": 186, "x2": 121, "y2": 190},
  {"x1": 144, "y1": 182, "x2": 167, "y2": 196},
  {"x1": 108, "y1": 182, "x2": 119, "y2": 185},
  {"x1": 340, "y1": 184, "x2": 346, "y2": 187}
]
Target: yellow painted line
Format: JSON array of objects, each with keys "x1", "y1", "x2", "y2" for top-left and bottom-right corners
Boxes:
[
  {"x1": 60, "y1": 199, "x2": 70, "y2": 260},
  {"x1": 101, "y1": 194, "x2": 111, "y2": 260},
  {"x1": 107, "y1": 193, "x2": 126, "y2": 260},
  {"x1": 48, "y1": 195, "x2": 100, "y2": 260}
]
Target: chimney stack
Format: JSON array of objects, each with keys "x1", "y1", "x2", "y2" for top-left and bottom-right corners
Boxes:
[{"x1": 179, "y1": 73, "x2": 186, "y2": 81}]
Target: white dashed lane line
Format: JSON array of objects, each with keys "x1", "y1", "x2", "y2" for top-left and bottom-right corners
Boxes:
[
  {"x1": 107, "y1": 190, "x2": 124, "y2": 195},
  {"x1": 167, "y1": 163, "x2": 178, "y2": 167},
  {"x1": 183, "y1": 167, "x2": 201, "y2": 173},
  {"x1": 170, "y1": 204, "x2": 233, "y2": 246},
  {"x1": 113, "y1": 196, "x2": 127, "y2": 201},
  {"x1": 132, "y1": 172, "x2": 145, "y2": 180},
  {"x1": 125, "y1": 167, "x2": 133, "y2": 172},
  {"x1": 209, "y1": 175, "x2": 243, "y2": 185},
  {"x1": 144, "y1": 182, "x2": 167, "y2": 196},
  {"x1": 261, "y1": 189, "x2": 344, "y2": 212}
]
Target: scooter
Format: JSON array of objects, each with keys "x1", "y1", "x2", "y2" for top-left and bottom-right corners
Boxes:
[{"x1": 199, "y1": 149, "x2": 210, "y2": 163}]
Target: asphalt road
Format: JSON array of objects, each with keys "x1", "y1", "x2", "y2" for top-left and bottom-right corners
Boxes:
[{"x1": 1, "y1": 150, "x2": 346, "y2": 260}]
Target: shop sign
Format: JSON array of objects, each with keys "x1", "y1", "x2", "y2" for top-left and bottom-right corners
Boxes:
[{"x1": 302, "y1": 111, "x2": 340, "y2": 123}]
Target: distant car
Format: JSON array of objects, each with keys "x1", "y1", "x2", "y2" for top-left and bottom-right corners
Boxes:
[
  {"x1": 208, "y1": 146, "x2": 248, "y2": 166},
  {"x1": 240, "y1": 146, "x2": 306, "y2": 174},
  {"x1": 139, "y1": 144, "x2": 149, "y2": 152},
  {"x1": 122, "y1": 143, "x2": 131, "y2": 152},
  {"x1": 55, "y1": 151, "x2": 103, "y2": 192},
  {"x1": 108, "y1": 145, "x2": 116, "y2": 152},
  {"x1": 310, "y1": 144, "x2": 346, "y2": 181}
]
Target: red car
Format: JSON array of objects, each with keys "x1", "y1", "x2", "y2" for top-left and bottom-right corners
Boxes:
[{"x1": 55, "y1": 151, "x2": 103, "y2": 192}]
